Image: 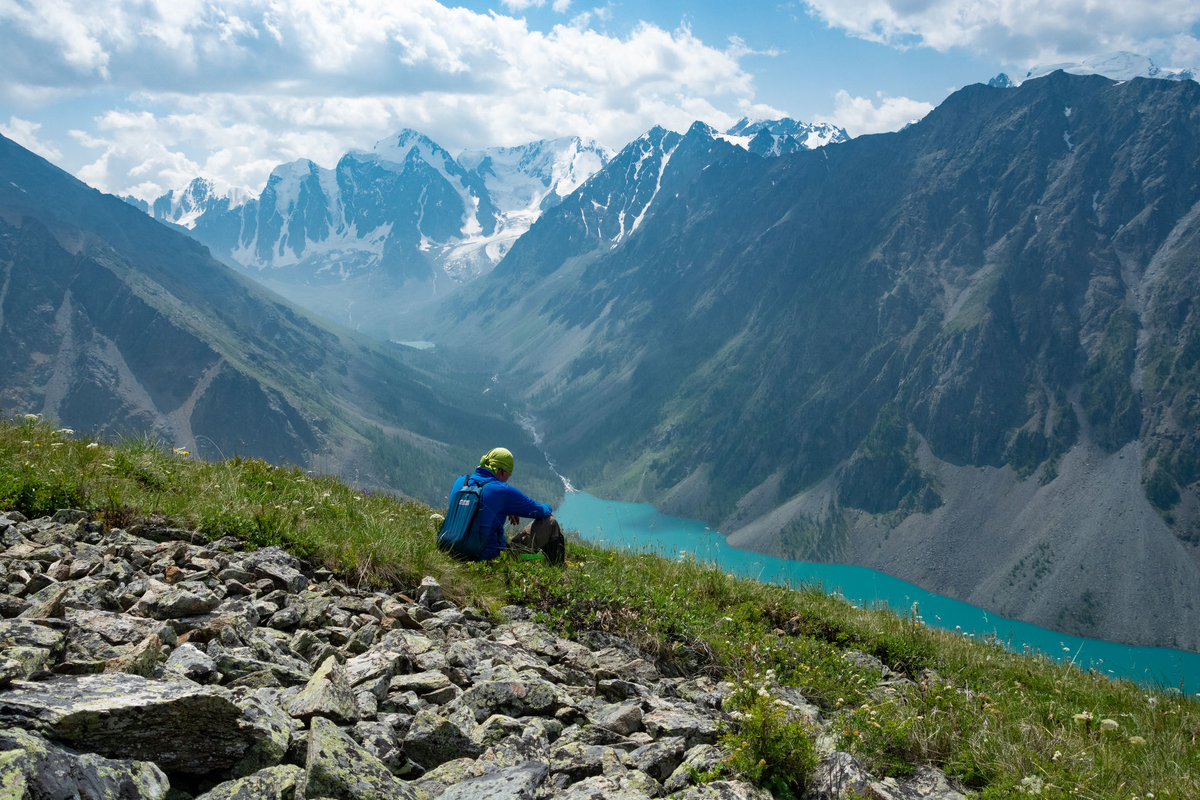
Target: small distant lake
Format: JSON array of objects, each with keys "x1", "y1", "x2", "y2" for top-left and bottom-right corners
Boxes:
[
  {"x1": 556, "y1": 491, "x2": 1200, "y2": 692},
  {"x1": 393, "y1": 340, "x2": 435, "y2": 350}
]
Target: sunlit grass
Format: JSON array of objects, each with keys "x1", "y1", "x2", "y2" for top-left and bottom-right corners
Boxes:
[{"x1": 2, "y1": 411, "x2": 1197, "y2": 797}]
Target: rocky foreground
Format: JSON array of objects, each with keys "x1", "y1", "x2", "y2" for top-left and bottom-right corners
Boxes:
[{"x1": 0, "y1": 510, "x2": 967, "y2": 799}]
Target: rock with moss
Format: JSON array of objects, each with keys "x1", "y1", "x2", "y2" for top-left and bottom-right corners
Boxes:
[
  {"x1": 663, "y1": 744, "x2": 723, "y2": 792},
  {"x1": 194, "y1": 765, "x2": 305, "y2": 800},
  {"x1": 302, "y1": 716, "x2": 425, "y2": 800},
  {"x1": 0, "y1": 727, "x2": 170, "y2": 799},
  {"x1": 458, "y1": 678, "x2": 573, "y2": 723},
  {"x1": 403, "y1": 709, "x2": 485, "y2": 769},
  {"x1": 672, "y1": 780, "x2": 773, "y2": 800},
  {"x1": 439, "y1": 761, "x2": 548, "y2": 800},
  {"x1": 288, "y1": 655, "x2": 358, "y2": 723},
  {"x1": 0, "y1": 673, "x2": 252, "y2": 773}
]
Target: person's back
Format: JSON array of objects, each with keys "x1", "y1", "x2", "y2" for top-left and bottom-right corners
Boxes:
[{"x1": 443, "y1": 448, "x2": 565, "y2": 563}]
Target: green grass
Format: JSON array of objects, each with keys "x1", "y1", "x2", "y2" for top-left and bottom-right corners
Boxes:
[{"x1": 2, "y1": 412, "x2": 1198, "y2": 798}]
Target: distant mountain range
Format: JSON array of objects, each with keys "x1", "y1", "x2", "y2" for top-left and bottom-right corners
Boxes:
[
  {"x1": 990, "y1": 51, "x2": 1196, "y2": 88},
  {"x1": 0, "y1": 133, "x2": 563, "y2": 507},
  {"x1": 122, "y1": 119, "x2": 848, "y2": 340},
  {"x1": 433, "y1": 71, "x2": 1200, "y2": 650}
]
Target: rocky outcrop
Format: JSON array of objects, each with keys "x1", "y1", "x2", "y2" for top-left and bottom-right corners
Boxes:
[{"x1": 0, "y1": 509, "x2": 967, "y2": 798}]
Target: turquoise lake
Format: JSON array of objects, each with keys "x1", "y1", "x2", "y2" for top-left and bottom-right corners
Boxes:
[{"x1": 555, "y1": 491, "x2": 1200, "y2": 693}]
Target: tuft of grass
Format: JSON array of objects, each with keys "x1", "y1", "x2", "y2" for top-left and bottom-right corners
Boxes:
[{"x1": 2, "y1": 411, "x2": 1199, "y2": 798}]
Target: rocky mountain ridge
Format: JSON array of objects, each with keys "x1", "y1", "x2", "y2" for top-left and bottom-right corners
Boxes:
[
  {"x1": 0, "y1": 508, "x2": 968, "y2": 800},
  {"x1": 126, "y1": 119, "x2": 847, "y2": 340}
]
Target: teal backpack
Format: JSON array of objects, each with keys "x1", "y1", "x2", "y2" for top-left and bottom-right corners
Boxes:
[{"x1": 437, "y1": 475, "x2": 493, "y2": 560}]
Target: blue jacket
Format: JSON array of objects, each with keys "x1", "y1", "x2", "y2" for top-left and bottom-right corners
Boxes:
[{"x1": 447, "y1": 467, "x2": 552, "y2": 560}]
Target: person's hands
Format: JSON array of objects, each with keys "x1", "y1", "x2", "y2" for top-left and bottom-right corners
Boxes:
[{"x1": 508, "y1": 515, "x2": 520, "y2": 526}]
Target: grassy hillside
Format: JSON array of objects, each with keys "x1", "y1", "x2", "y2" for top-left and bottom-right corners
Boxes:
[{"x1": 1, "y1": 412, "x2": 1197, "y2": 799}]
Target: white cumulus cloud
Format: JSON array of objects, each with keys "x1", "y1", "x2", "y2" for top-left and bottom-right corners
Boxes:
[
  {"x1": 0, "y1": 0, "x2": 767, "y2": 198},
  {"x1": 801, "y1": 0, "x2": 1200, "y2": 67},
  {"x1": 0, "y1": 117, "x2": 63, "y2": 161},
  {"x1": 814, "y1": 90, "x2": 934, "y2": 137}
]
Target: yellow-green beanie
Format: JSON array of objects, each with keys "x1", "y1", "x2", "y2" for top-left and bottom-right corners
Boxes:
[{"x1": 480, "y1": 447, "x2": 515, "y2": 476}]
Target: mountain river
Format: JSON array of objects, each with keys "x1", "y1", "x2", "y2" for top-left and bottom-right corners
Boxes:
[{"x1": 554, "y1": 490, "x2": 1200, "y2": 693}]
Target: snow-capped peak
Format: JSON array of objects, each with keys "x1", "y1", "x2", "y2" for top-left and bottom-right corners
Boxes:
[
  {"x1": 150, "y1": 175, "x2": 252, "y2": 229},
  {"x1": 718, "y1": 117, "x2": 849, "y2": 153},
  {"x1": 995, "y1": 51, "x2": 1196, "y2": 87}
]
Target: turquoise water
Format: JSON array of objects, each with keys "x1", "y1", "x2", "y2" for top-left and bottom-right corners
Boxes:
[{"x1": 555, "y1": 491, "x2": 1200, "y2": 692}]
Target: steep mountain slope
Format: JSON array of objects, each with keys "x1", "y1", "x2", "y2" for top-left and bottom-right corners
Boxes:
[
  {"x1": 436, "y1": 72, "x2": 1200, "y2": 649},
  {"x1": 145, "y1": 131, "x2": 612, "y2": 340},
  {"x1": 0, "y1": 133, "x2": 562, "y2": 507}
]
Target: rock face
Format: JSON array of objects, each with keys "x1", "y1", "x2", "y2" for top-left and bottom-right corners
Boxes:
[{"x1": 0, "y1": 510, "x2": 965, "y2": 799}]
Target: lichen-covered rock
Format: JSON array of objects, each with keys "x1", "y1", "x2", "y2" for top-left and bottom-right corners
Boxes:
[
  {"x1": 806, "y1": 751, "x2": 873, "y2": 799},
  {"x1": 303, "y1": 716, "x2": 424, "y2": 800},
  {"x1": 166, "y1": 642, "x2": 219, "y2": 683},
  {"x1": 592, "y1": 701, "x2": 644, "y2": 736},
  {"x1": 403, "y1": 709, "x2": 485, "y2": 769},
  {"x1": 351, "y1": 721, "x2": 411, "y2": 776},
  {"x1": 664, "y1": 744, "x2": 723, "y2": 792},
  {"x1": 288, "y1": 655, "x2": 358, "y2": 723},
  {"x1": 458, "y1": 679, "x2": 572, "y2": 723},
  {"x1": 439, "y1": 761, "x2": 548, "y2": 800},
  {"x1": 622, "y1": 736, "x2": 685, "y2": 782},
  {"x1": 0, "y1": 726, "x2": 170, "y2": 799},
  {"x1": 145, "y1": 585, "x2": 220, "y2": 620},
  {"x1": 231, "y1": 691, "x2": 293, "y2": 776},
  {"x1": 473, "y1": 714, "x2": 526, "y2": 747},
  {"x1": 552, "y1": 774, "x2": 651, "y2": 800},
  {"x1": 194, "y1": 764, "x2": 305, "y2": 800},
  {"x1": 642, "y1": 705, "x2": 719, "y2": 746},
  {"x1": 0, "y1": 618, "x2": 67, "y2": 656},
  {"x1": 255, "y1": 561, "x2": 308, "y2": 594},
  {"x1": 104, "y1": 633, "x2": 161, "y2": 677},
  {"x1": 0, "y1": 673, "x2": 251, "y2": 773},
  {"x1": 549, "y1": 741, "x2": 624, "y2": 782},
  {"x1": 672, "y1": 780, "x2": 773, "y2": 800},
  {"x1": 865, "y1": 766, "x2": 969, "y2": 800}
]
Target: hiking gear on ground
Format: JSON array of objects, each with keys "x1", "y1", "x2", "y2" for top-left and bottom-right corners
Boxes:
[
  {"x1": 479, "y1": 447, "x2": 515, "y2": 476},
  {"x1": 509, "y1": 516, "x2": 566, "y2": 566},
  {"x1": 444, "y1": 467, "x2": 551, "y2": 561}
]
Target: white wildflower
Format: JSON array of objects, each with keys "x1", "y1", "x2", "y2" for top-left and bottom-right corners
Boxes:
[{"x1": 86, "y1": 443, "x2": 99, "y2": 449}]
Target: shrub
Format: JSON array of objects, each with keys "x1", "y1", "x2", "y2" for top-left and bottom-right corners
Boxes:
[{"x1": 722, "y1": 672, "x2": 819, "y2": 799}]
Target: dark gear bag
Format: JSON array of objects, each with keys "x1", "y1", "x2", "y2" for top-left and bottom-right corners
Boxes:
[{"x1": 437, "y1": 475, "x2": 493, "y2": 560}]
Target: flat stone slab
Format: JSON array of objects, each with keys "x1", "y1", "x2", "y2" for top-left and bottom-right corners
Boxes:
[
  {"x1": 0, "y1": 673, "x2": 252, "y2": 773},
  {"x1": 439, "y1": 761, "x2": 548, "y2": 800}
]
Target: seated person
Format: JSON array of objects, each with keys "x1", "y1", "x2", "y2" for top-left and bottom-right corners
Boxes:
[{"x1": 447, "y1": 447, "x2": 565, "y2": 563}]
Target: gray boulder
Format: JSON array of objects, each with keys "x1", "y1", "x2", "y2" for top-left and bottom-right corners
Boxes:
[
  {"x1": 458, "y1": 678, "x2": 573, "y2": 723},
  {"x1": 0, "y1": 673, "x2": 253, "y2": 773},
  {"x1": 623, "y1": 736, "x2": 686, "y2": 782},
  {"x1": 303, "y1": 716, "x2": 424, "y2": 800},
  {"x1": 195, "y1": 765, "x2": 305, "y2": 800},
  {"x1": 440, "y1": 761, "x2": 548, "y2": 800},
  {"x1": 664, "y1": 744, "x2": 723, "y2": 792},
  {"x1": 673, "y1": 780, "x2": 773, "y2": 799},
  {"x1": 166, "y1": 642, "x2": 220, "y2": 683},
  {"x1": 0, "y1": 726, "x2": 170, "y2": 799},
  {"x1": 403, "y1": 709, "x2": 485, "y2": 769},
  {"x1": 287, "y1": 655, "x2": 358, "y2": 723}
]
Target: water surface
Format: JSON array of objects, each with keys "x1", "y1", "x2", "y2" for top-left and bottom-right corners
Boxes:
[{"x1": 556, "y1": 491, "x2": 1200, "y2": 692}]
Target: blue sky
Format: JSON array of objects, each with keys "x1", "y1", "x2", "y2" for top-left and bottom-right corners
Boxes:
[{"x1": 2, "y1": 1, "x2": 1198, "y2": 202}]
